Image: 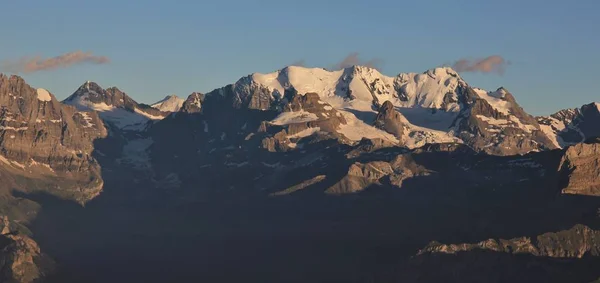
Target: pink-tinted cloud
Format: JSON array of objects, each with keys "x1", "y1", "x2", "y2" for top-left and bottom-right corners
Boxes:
[
  {"x1": 332, "y1": 52, "x2": 383, "y2": 70},
  {"x1": 451, "y1": 55, "x2": 509, "y2": 75},
  {"x1": 1, "y1": 51, "x2": 110, "y2": 73}
]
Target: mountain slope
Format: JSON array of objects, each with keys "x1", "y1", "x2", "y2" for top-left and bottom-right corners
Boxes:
[
  {"x1": 63, "y1": 82, "x2": 168, "y2": 131},
  {"x1": 186, "y1": 65, "x2": 554, "y2": 155},
  {"x1": 0, "y1": 74, "x2": 107, "y2": 203},
  {"x1": 151, "y1": 95, "x2": 185, "y2": 112},
  {"x1": 538, "y1": 102, "x2": 600, "y2": 147}
]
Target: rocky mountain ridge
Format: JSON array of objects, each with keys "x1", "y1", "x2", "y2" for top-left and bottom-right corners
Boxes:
[{"x1": 2, "y1": 66, "x2": 600, "y2": 282}]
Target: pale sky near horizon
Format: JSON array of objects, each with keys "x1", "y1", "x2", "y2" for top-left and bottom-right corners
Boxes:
[{"x1": 1, "y1": 0, "x2": 598, "y2": 115}]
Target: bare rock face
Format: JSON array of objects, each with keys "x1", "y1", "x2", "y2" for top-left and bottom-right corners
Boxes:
[
  {"x1": 538, "y1": 102, "x2": 600, "y2": 146},
  {"x1": 180, "y1": 92, "x2": 204, "y2": 114},
  {"x1": 260, "y1": 130, "x2": 290, "y2": 152},
  {"x1": 0, "y1": 232, "x2": 54, "y2": 283},
  {"x1": 63, "y1": 81, "x2": 168, "y2": 130},
  {"x1": 453, "y1": 87, "x2": 556, "y2": 155},
  {"x1": 283, "y1": 92, "x2": 346, "y2": 135},
  {"x1": 559, "y1": 141, "x2": 600, "y2": 196},
  {"x1": 326, "y1": 153, "x2": 429, "y2": 194},
  {"x1": 258, "y1": 92, "x2": 346, "y2": 152},
  {"x1": 206, "y1": 81, "x2": 275, "y2": 111},
  {"x1": 326, "y1": 161, "x2": 394, "y2": 194},
  {"x1": 346, "y1": 137, "x2": 400, "y2": 158},
  {"x1": 0, "y1": 74, "x2": 107, "y2": 203},
  {"x1": 374, "y1": 100, "x2": 405, "y2": 140},
  {"x1": 419, "y1": 224, "x2": 600, "y2": 259}
]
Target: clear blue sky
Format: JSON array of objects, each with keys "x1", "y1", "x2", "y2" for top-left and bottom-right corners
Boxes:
[{"x1": 1, "y1": 0, "x2": 598, "y2": 115}]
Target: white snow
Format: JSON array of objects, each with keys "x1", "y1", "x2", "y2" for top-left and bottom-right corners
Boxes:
[
  {"x1": 207, "y1": 65, "x2": 544, "y2": 150},
  {"x1": 151, "y1": 95, "x2": 185, "y2": 112},
  {"x1": 288, "y1": 127, "x2": 321, "y2": 139},
  {"x1": 476, "y1": 115, "x2": 537, "y2": 133},
  {"x1": 270, "y1": 111, "x2": 319, "y2": 125},
  {"x1": 0, "y1": 126, "x2": 28, "y2": 131},
  {"x1": 78, "y1": 112, "x2": 95, "y2": 128},
  {"x1": 36, "y1": 88, "x2": 52, "y2": 102},
  {"x1": 404, "y1": 127, "x2": 460, "y2": 149},
  {"x1": 64, "y1": 93, "x2": 161, "y2": 130},
  {"x1": 539, "y1": 123, "x2": 563, "y2": 148},
  {"x1": 397, "y1": 107, "x2": 458, "y2": 132},
  {"x1": 28, "y1": 159, "x2": 54, "y2": 172},
  {"x1": 473, "y1": 88, "x2": 511, "y2": 115},
  {"x1": 394, "y1": 67, "x2": 464, "y2": 111},
  {"x1": 0, "y1": 155, "x2": 26, "y2": 170},
  {"x1": 337, "y1": 110, "x2": 399, "y2": 143},
  {"x1": 134, "y1": 108, "x2": 164, "y2": 120}
]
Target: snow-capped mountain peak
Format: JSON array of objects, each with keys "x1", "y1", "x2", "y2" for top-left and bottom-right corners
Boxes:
[
  {"x1": 63, "y1": 81, "x2": 168, "y2": 131},
  {"x1": 151, "y1": 94, "x2": 185, "y2": 112},
  {"x1": 193, "y1": 65, "x2": 559, "y2": 155}
]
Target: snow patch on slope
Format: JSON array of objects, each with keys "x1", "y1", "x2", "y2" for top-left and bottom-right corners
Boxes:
[
  {"x1": 395, "y1": 67, "x2": 464, "y2": 111},
  {"x1": 65, "y1": 92, "x2": 158, "y2": 130},
  {"x1": 337, "y1": 110, "x2": 399, "y2": 143},
  {"x1": 151, "y1": 95, "x2": 185, "y2": 112},
  {"x1": 473, "y1": 88, "x2": 511, "y2": 115},
  {"x1": 36, "y1": 88, "x2": 52, "y2": 102},
  {"x1": 288, "y1": 127, "x2": 321, "y2": 139},
  {"x1": 476, "y1": 115, "x2": 537, "y2": 133},
  {"x1": 271, "y1": 111, "x2": 319, "y2": 125},
  {"x1": 134, "y1": 108, "x2": 164, "y2": 120}
]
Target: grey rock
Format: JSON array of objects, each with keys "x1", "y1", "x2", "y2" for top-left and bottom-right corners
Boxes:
[
  {"x1": 180, "y1": 92, "x2": 204, "y2": 114},
  {"x1": 0, "y1": 233, "x2": 54, "y2": 283},
  {"x1": 374, "y1": 100, "x2": 405, "y2": 140},
  {"x1": 419, "y1": 224, "x2": 600, "y2": 258},
  {"x1": 0, "y1": 74, "x2": 107, "y2": 203},
  {"x1": 558, "y1": 141, "x2": 600, "y2": 196}
]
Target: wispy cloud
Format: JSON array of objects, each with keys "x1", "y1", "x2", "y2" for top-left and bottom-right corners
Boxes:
[
  {"x1": 1, "y1": 51, "x2": 110, "y2": 73},
  {"x1": 451, "y1": 55, "x2": 509, "y2": 75},
  {"x1": 332, "y1": 52, "x2": 383, "y2": 70}
]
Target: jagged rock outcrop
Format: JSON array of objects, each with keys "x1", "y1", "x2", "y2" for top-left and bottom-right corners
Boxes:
[
  {"x1": 419, "y1": 224, "x2": 600, "y2": 258},
  {"x1": 538, "y1": 102, "x2": 600, "y2": 147},
  {"x1": 346, "y1": 137, "x2": 401, "y2": 158},
  {"x1": 559, "y1": 140, "x2": 600, "y2": 196},
  {"x1": 180, "y1": 92, "x2": 204, "y2": 114},
  {"x1": 453, "y1": 87, "x2": 556, "y2": 155},
  {"x1": 326, "y1": 154, "x2": 429, "y2": 194},
  {"x1": 63, "y1": 81, "x2": 168, "y2": 130},
  {"x1": 204, "y1": 81, "x2": 276, "y2": 111},
  {"x1": 0, "y1": 74, "x2": 107, "y2": 203},
  {"x1": 326, "y1": 161, "x2": 394, "y2": 194},
  {"x1": 260, "y1": 129, "x2": 290, "y2": 152},
  {"x1": 0, "y1": 231, "x2": 54, "y2": 283},
  {"x1": 282, "y1": 92, "x2": 346, "y2": 134},
  {"x1": 256, "y1": 92, "x2": 346, "y2": 152},
  {"x1": 374, "y1": 100, "x2": 405, "y2": 140}
]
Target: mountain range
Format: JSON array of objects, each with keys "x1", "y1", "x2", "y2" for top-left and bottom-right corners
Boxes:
[{"x1": 2, "y1": 66, "x2": 600, "y2": 282}]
